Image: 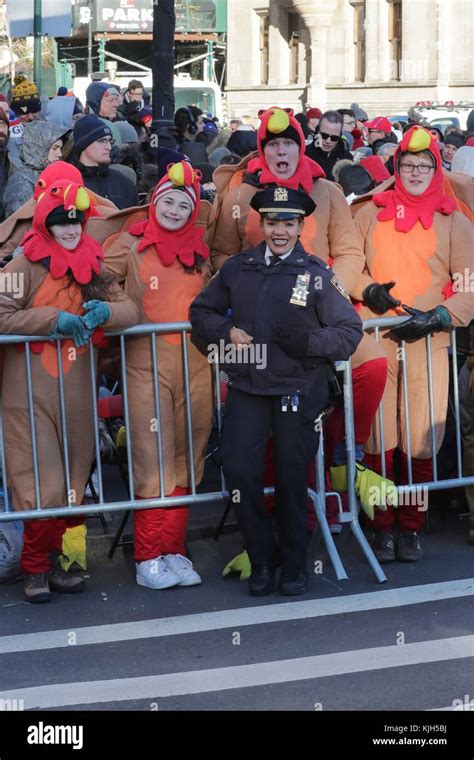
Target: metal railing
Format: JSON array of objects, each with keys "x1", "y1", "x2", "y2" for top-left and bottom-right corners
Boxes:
[{"x1": 0, "y1": 319, "x2": 471, "y2": 585}]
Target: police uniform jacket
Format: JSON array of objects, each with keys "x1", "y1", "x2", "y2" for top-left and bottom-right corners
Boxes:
[{"x1": 190, "y1": 240, "x2": 363, "y2": 407}]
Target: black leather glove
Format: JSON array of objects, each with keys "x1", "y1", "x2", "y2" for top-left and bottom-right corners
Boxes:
[
  {"x1": 389, "y1": 305, "x2": 452, "y2": 342},
  {"x1": 362, "y1": 281, "x2": 400, "y2": 314},
  {"x1": 273, "y1": 325, "x2": 309, "y2": 358}
]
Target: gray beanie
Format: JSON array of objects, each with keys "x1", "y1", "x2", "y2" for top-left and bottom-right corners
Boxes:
[
  {"x1": 208, "y1": 146, "x2": 232, "y2": 167},
  {"x1": 115, "y1": 120, "x2": 139, "y2": 144},
  {"x1": 351, "y1": 102, "x2": 369, "y2": 122}
]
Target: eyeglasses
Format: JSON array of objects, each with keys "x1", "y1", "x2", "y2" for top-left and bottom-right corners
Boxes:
[
  {"x1": 344, "y1": 120, "x2": 356, "y2": 129},
  {"x1": 319, "y1": 132, "x2": 339, "y2": 142},
  {"x1": 96, "y1": 137, "x2": 115, "y2": 146},
  {"x1": 399, "y1": 163, "x2": 434, "y2": 175}
]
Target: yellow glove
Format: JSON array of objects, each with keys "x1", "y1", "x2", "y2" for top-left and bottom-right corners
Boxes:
[
  {"x1": 222, "y1": 550, "x2": 251, "y2": 580},
  {"x1": 60, "y1": 524, "x2": 87, "y2": 572},
  {"x1": 330, "y1": 463, "x2": 398, "y2": 521},
  {"x1": 116, "y1": 426, "x2": 127, "y2": 448}
]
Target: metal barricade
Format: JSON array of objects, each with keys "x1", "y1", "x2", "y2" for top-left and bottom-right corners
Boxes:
[
  {"x1": 0, "y1": 323, "x2": 227, "y2": 522},
  {"x1": 1, "y1": 318, "x2": 471, "y2": 585},
  {"x1": 314, "y1": 317, "x2": 474, "y2": 584}
]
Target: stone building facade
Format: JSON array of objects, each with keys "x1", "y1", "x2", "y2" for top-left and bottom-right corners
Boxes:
[{"x1": 225, "y1": 0, "x2": 474, "y2": 117}]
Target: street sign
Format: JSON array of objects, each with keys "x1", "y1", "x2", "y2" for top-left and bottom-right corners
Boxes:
[
  {"x1": 6, "y1": 0, "x2": 72, "y2": 37},
  {"x1": 72, "y1": 0, "x2": 227, "y2": 35}
]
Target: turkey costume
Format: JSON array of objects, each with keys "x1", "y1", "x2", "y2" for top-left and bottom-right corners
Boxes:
[
  {"x1": 352, "y1": 125, "x2": 474, "y2": 547},
  {"x1": 0, "y1": 161, "x2": 117, "y2": 263},
  {"x1": 0, "y1": 180, "x2": 138, "y2": 601},
  {"x1": 104, "y1": 161, "x2": 213, "y2": 589}
]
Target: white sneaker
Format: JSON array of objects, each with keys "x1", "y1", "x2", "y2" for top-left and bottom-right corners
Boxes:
[
  {"x1": 163, "y1": 554, "x2": 202, "y2": 586},
  {"x1": 135, "y1": 556, "x2": 181, "y2": 589}
]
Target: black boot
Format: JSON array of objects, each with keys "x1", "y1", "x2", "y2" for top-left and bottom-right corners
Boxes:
[{"x1": 248, "y1": 562, "x2": 275, "y2": 596}]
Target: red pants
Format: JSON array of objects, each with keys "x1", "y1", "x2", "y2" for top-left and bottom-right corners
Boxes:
[
  {"x1": 134, "y1": 487, "x2": 189, "y2": 561},
  {"x1": 363, "y1": 450, "x2": 432, "y2": 532},
  {"x1": 263, "y1": 358, "x2": 388, "y2": 529},
  {"x1": 21, "y1": 516, "x2": 84, "y2": 575}
]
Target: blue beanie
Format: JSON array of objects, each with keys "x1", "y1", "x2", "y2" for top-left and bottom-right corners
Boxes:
[{"x1": 73, "y1": 114, "x2": 113, "y2": 157}]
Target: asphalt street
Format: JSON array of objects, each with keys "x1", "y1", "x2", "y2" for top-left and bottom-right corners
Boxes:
[{"x1": 0, "y1": 503, "x2": 473, "y2": 713}]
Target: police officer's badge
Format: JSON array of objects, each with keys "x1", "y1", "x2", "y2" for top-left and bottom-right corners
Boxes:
[
  {"x1": 273, "y1": 186, "x2": 288, "y2": 202},
  {"x1": 330, "y1": 275, "x2": 351, "y2": 302},
  {"x1": 290, "y1": 272, "x2": 310, "y2": 306}
]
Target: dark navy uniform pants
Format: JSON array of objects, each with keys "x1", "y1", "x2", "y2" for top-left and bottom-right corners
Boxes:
[{"x1": 220, "y1": 388, "x2": 321, "y2": 575}]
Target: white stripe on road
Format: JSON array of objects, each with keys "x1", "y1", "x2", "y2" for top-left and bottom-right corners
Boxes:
[
  {"x1": 1, "y1": 635, "x2": 473, "y2": 709},
  {"x1": 1, "y1": 577, "x2": 473, "y2": 655}
]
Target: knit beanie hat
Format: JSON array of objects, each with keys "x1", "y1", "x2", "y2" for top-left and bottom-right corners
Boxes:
[
  {"x1": 10, "y1": 75, "x2": 41, "y2": 116},
  {"x1": 351, "y1": 102, "x2": 369, "y2": 122},
  {"x1": 444, "y1": 133, "x2": 465, "y2": 150},
  {"x1": 73, "y1": 114, "x2": 113, "y2": 157},
  {"x1": 338, "y1": 164, "x2": 375, "y2": 197},
  {"x1": 115, "y1": 120, "x2": 139, "y2": 144},
  {"x1": 306, "y1": 108, "x2": 322, "y2": 120},
  {"x1": 152, "y1": 161, "x2": 199, "y2": 209}
]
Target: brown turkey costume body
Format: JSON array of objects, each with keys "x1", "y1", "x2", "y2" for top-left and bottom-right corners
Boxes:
[
  {"x1": 352, "y1": 126, "x2": 474, "y2": 536},
  {"x1": 104, "y1": 162, "x2": 213, "y2": 571},
  {"x1": 0, "y1": 181, "x2": 138, "y2": 588}
]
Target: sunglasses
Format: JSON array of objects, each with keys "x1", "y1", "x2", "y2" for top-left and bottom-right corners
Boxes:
[{"x1": 319, "y1": 132, "x2": 339, "y2": 142}]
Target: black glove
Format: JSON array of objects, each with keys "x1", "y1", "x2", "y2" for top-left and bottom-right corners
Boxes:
[
  {"x1": 389, "y1": 305, "x2": 451, "y2": 342},
  {"x1": 273, "y1": 325, "x2": 309, "y2": 358},
  {"x1": 362, "y1": 281, "x2": 400, "y2": 314}
]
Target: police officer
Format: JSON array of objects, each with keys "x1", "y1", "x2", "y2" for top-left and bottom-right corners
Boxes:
[{"x1": 190, "y1": 186, "x2": 363, "y2": 596}]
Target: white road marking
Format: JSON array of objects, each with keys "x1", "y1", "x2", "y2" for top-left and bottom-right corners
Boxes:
[
  {"x1": 1, "y1": 635, "x2": 473, "y2": 709},
  {"x1": 1, "y1": 577, "x2": 473, "y2": 655}
]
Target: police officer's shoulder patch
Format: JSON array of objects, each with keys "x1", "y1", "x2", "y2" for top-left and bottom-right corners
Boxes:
[{"x1": 330, "y1": 275, "x2": 351, "y2": 302}]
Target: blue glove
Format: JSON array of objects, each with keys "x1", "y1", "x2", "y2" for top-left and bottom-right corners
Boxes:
[
  {"x1": 82, "y1": 300, "x2": 111, "y2": 330},
  {"x1": 53, "y1": 311, "x2": 91, "y2": 348}
]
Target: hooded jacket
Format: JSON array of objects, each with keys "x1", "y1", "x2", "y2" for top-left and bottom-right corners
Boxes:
[
  {"x1": 45, "y1": 96, "x2": 76, "y2": 130},
  {"x1": 3, "y1": 121, "x2": 68, "y2": 217},
  {"x1": 85, "y1": 82, "x2": 123, "y2": 122}
]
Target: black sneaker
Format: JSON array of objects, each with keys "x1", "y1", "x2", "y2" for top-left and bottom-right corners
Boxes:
[
  {"x1": 372, "y1": 531, "x2": 396, "y2": 563},
  {"x1": 396, "y1": 531, "x2": 422, "y2": 562}
]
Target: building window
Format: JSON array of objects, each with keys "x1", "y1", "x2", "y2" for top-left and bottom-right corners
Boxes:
[
  {"x1": 288, "y1": 11, "x2": 299, "y2": 84},
  {"x1": 258, "y1": 12, "x2": 269, "y2": 85},
  {"x1": 351, "y1": 0, "x2": 366, "y2": 83},
  {"x1": 388, "y1": 0, "x2": 402, "y2": 81}
]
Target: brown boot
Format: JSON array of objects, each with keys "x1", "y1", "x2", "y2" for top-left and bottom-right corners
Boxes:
[
  {"x1": 49, "y1": 552, "x2": 85, "y2": 594},
  {"x1": 24, "y1": 573, "x2": 51, "y2": 604}
]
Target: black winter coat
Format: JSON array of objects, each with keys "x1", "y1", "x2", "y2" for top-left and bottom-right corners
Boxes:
[
  {"x1": 305, "y1": 138, "x2": 352, "y2": 181},
  {"x1": 190, "y1": 241, "x2": 363, "y2": 403},
  {"x1": 74, "y1": 162, "x2": 138, "y2": 209}
]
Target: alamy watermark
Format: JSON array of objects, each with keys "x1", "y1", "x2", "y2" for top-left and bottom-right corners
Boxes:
[
  {"x1": 207, "y1": 339, "x2": 267, "y2": 370},
  {"x1": 0, "y1": 271, "x2": 24, "y2": 299}
]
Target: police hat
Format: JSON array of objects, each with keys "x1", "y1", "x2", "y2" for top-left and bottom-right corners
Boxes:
[{"x1": 250, "y1": 186, "x2": 316, "y2": 220}]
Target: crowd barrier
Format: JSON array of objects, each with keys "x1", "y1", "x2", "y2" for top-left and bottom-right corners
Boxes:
[{"x1": 0, "y1": 319, "x2": 471, "y2": 585}]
